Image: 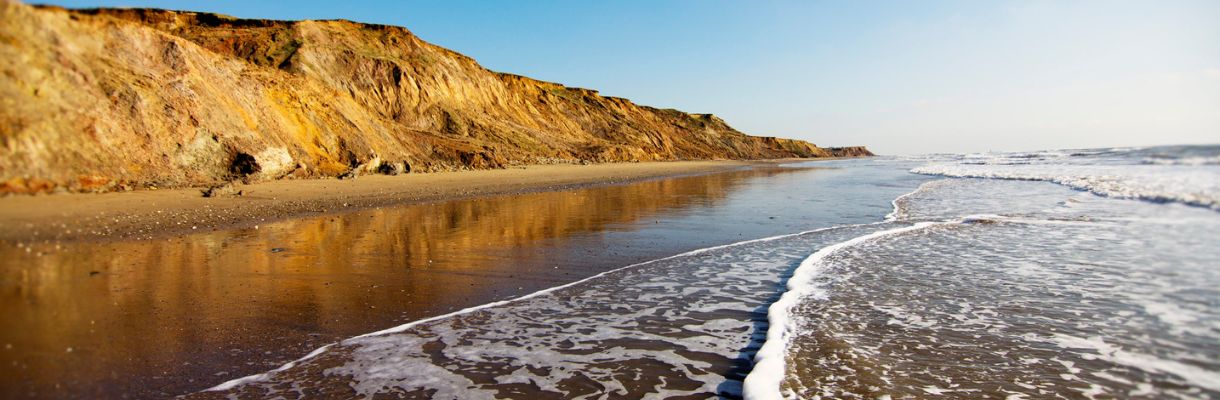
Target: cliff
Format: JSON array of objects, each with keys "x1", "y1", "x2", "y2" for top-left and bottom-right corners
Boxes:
[{"x1": 0, "y1": 2, "x2": 871, "y2": 194}]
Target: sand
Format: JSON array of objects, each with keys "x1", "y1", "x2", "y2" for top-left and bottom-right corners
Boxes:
[
  {"x1": 0, "y1": 160, "x2": 766, "y2": 243},
  {"x1": 0, "y1": 158, "x2": 837, "y2": 398}
]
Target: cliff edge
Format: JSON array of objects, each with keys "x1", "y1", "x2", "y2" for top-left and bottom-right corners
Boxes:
[{"x1": 0, "y1": 2, "x2": 871, "y2": 194}]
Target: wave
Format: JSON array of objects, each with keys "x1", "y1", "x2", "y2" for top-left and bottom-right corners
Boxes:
[
  {"x1": 742, "y1": 222, "x2": 940, "y2": 400},
  {"x1": 911, "y1": 164, "x2": 1220, "y2": 211},
  {"x1": 761, "y1": 209, "x2": 1220, "y2": 398},
  {"x1": 885, "y1": 181, "x2": 938, "y2": 221},
  {"x1": 741, "y1": 213, "x2": 1111, "y2": 399},
  {"x1": 1141, "y1": 155, "x2": 1220, "y2": 166}
]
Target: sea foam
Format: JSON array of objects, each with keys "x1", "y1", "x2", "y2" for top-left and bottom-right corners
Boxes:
[
  {"x1": 912, "y1": 162, "x2": 1220, "y2": 210},
  {"x1": 742, "y1": 222, "x2": 939, "y2": 400},
  {"x1": 762, "y1": 173, "x2": 1220, "y2": 399}
]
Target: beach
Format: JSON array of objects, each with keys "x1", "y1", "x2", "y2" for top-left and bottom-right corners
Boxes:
[{"x1": 0, "y1": 159, "x2": 852, "y2": 399}]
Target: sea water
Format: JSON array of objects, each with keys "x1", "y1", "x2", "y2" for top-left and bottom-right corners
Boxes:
[
  {"x1": 754, "y1": 145, "x2": 1220, "y2": 399},
  {"x1": 197, "y1": 145, "x2": 1219, "y2": 399}
]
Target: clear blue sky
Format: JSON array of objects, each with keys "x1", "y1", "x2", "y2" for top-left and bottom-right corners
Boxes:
[{"x1": 39, "y1": 0, "x2": 1220, "y2": 154}]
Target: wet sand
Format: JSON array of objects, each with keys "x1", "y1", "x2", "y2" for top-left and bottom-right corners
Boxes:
[
  {"x1": 0, "y1": 160, "x2": 830, "y2": 399},
  {"x1": 0, "y1": 160, "x2": 763, "y2": 243}
]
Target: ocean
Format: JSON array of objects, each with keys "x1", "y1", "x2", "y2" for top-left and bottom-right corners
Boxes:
[{"x1": 198, "y1": 145, "x2": 1219, "y2": 399}]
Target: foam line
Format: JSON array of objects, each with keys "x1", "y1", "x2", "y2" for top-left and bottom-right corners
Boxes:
[
  {"x1": 208, "y1": 345, "x2": 335, "y2": 391},
  {"x1": 742, "y1": 221, "x2": 940, "y2": 400},
  {"x1": 203, "y1": 223, "x2": 883, "y2": 392},
  {"x1": 884, "y1": 181, "x2": 934, "y2": 221},
  {"x1": 911, "y1": 164, "x2": 1220, "y2": 211}
]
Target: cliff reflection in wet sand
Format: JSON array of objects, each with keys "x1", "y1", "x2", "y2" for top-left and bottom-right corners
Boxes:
[{"x1": 0, "y1": 166, "x2": 811, "y2": 398}]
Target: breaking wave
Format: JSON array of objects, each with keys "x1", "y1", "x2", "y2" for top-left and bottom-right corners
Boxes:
[{"x1": 911, "y1": 146, "x2": 1220, "y2": 210}]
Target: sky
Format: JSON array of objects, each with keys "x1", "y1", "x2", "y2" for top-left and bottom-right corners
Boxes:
[{"x1": 39, "y1": 0, "x2": 1220, "y2": 154}]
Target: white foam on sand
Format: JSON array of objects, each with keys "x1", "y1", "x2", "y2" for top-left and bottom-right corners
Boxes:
[
  {"x1": 741, "y1": 222, "x2": 940, "y2": 400},
  {"x1": 205, "y1": 224, "x2": 886, "y2": 393},
  {"x1": 1038, "y1": 333, "x2": 1220, "y2": 392}
]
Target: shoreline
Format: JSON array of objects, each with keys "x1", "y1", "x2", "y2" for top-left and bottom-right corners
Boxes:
[
  {"x1": 0, "y1": 157, "x2": 851, "y2": 399},
  {"x1": 0, "y1": 159, "x2": 841, "y2": 244}
]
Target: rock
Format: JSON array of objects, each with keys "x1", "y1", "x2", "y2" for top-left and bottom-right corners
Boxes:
[
  {"x1": 254, "y1": 147, "x2": 295, "y2": 179},
  {"x1": 376, "y1": 160, "x2": 410, "y2": 175},
  {"x1": 200, "y1": 182, "x2": 242, "y2": 197},
  {"x1": 827, "y1": 146, "x2": 875, "y2": 157}
]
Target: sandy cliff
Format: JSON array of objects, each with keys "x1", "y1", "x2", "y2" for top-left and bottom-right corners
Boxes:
[{"x1": 0, "y1": 2, "x2": 871, "y2": 194}]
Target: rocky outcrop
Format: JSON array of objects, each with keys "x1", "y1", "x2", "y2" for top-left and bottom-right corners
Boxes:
[
  {"x1": 826, "y1": 146, "x2": 874, "y2": 158},
  {"x1": 0, "y1": 2, "x2": 871, "y2": 194}
]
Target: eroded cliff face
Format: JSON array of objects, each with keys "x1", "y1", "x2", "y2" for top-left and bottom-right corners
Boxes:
[{"x1": 0, "y1": 2, "x2": 871, "y2": 194}]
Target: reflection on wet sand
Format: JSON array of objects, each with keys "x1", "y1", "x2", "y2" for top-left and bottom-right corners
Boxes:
[{"x1": 0, "y1": 166, "x2": 809, "y2": 399}]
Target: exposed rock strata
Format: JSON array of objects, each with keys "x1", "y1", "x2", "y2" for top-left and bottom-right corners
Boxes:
[{"x1": 0, "y1": 2, "x2": 871, "y2": 194}]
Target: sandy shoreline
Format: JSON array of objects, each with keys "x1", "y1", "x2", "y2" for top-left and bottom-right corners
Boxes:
[
  {"x1": 0, "y1": 158, "x2": 844, "y2": 398},
  {"x1": 0, "y1": 160, "x2": 827, "y2": 243}
]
